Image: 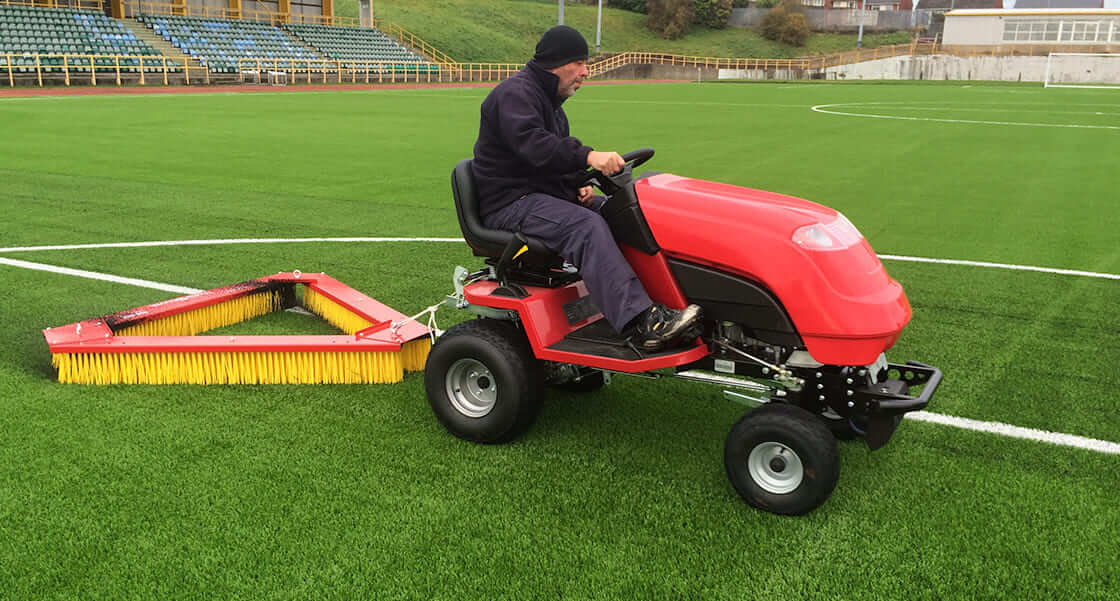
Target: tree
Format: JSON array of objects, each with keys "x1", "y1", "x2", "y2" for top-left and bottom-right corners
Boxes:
[
  {"x1": 693, "y1": 0, "x2": 734, "y2": 29},
  {"x1": 759, "y1": 0, "x2": 810, "y2": 46},
  {"x1": 647, "y1": 0, "x2": 695, "y2": 40}
]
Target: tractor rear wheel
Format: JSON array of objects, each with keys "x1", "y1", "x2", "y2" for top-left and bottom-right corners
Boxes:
[
  {"x1": 424, "y1": 319, "x2": 543, "y2": 444},
  {"x1": 724, "y1": 403, "x2": 839, "y2": 515}
]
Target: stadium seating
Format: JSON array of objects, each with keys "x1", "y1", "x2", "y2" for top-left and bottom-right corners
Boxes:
[
  {"x1": 0, "y1": 5, "x2": 166, "y2": 73},
  {"x1": 283, "y1": 23, "x2": 430, "y2": 67},
  {"x1": 138, "y1": 14, "x2": 321, "y2": 73}
]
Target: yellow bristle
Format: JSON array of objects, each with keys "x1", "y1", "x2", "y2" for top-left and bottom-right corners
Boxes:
[
  {"x1": 401, "y1": 337, "x2": 431, "y2": 372},
  {"x1": 301, "y1": 287, "x2": 373, "y2": 335},
  {"x1": 115, "y1": 290, "x2": 284, "y2": 337},
  {"x1": 52, "y1": 286, "x2": 433, "y2": 386},
  {"x1": 51, "y1": 350, "x2": 407, "y2": 385}
]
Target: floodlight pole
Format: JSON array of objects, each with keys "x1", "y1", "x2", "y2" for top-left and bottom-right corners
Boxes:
[
  {"x1": 857, "y1": 0, "x2": 865, "y2": 48},
  {"x1": 596, "y1": 0, "x2": 603, "y2": 54},
  {"x1": 559, "y1": 0, "x2": 564, "y2": 25}
]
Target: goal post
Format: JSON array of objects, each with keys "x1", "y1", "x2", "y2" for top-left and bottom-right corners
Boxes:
[{"x1": 1044, "y1": 53, "x2": 1120, "y2": 89}]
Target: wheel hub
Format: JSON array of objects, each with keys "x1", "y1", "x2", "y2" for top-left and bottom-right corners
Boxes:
[
  {"x1": 748, "y1": 442, "x2": 804, "y2": 494},
  {"x1": 445, "y1": 358, "x2": 497, "y2": 418}
]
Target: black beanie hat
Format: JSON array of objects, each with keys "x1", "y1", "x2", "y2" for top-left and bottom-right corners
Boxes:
[{"x1": 533, "y1": 25, "x2": 589, "y2": 69}]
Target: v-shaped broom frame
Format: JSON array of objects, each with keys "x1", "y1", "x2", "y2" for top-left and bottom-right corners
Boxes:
[{"x1": 44, "y1": 272, "x2": 430, "y2": 356}]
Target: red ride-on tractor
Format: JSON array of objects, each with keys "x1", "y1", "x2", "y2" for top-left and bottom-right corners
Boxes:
[{"x1": 425, "y1": 148, "x2": 941, "y2": 515}]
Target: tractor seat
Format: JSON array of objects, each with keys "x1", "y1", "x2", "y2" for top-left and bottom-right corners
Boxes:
[
  {"x1": 452, "y1": 158, "x2": 569, "y2": 268},
  {"x1": 451, "y1": 158, "x2": 581, "y2": 290}
]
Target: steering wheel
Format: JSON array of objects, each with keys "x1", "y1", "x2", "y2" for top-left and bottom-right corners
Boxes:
[{"x1": 585, "y1": 147, "x2": 656, "y2": 193}]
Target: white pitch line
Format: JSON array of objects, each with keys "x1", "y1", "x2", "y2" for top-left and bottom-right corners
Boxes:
[
  {"x1": 0, "y1": 257, "x2": 201, "y2": 295},
  {"x1": 0, "y1": 252, "x2": 1117, "y2": 456},
  {"x1": 907, "y1": 411, "x2": 1120, "y2": 455},
  {"x1": 669, "y1": 372, "x2": 1120, "y2": 455},
  {"x1": 811, "y1": 102, "x2": 1120, "y2": 130},
  {"x1": 0, "y1": 237, "x2": 464, "y2": 253},
  {"x1": 2, "y1": 238, "x2": 1116, "y2": 282},
  {"x1": 878, "y1": 254, "x2": 1120, "y2": 281}
]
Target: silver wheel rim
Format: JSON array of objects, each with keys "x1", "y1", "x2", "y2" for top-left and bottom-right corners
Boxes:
[
  {"x1": 747, "y1": 442, "x2": 804, "y2": 494},
  {"x1": 445, "y1": 358, "x2": 497, "y2": 418}
]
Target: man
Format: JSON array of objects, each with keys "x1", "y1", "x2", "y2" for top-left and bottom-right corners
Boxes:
[{"x1": 471, "y1": 25, "x2": 701, "y2": 352}]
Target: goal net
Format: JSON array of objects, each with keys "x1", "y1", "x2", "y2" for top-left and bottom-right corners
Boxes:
[{"x1": 1044, "y1": 53, "x2": 1120, "y2": 89}]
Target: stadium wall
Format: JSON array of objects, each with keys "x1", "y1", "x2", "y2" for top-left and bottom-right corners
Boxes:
[{"x1": 820, "y1": 53, "x2": 1120, "y2": 81}]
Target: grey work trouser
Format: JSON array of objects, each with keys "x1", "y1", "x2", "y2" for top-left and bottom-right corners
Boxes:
[{"x1": 482, "y1": 192, "x2": 652, "y2": 332}]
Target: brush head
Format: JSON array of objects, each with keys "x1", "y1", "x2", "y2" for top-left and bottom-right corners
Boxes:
[{"x1": 44, "y1": 272, "x2": 431, "y2": 385}]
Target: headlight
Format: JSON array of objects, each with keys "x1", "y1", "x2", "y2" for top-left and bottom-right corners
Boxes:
[{"x1": 792, "y1": 213, "x2": 864, "y2": 251}]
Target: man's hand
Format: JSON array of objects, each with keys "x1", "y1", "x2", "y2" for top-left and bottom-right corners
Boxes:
[
  {"x1": 577, "y1": 186, "x2": 595, "y2": 207},
  {"x1": 587, "y1": 150, "x2": 625, "y2": 175}
]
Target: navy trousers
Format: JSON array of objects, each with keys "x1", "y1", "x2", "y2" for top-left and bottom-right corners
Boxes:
[{"x1": 483, "y1": 192, "x2": 652, "y2": 332}]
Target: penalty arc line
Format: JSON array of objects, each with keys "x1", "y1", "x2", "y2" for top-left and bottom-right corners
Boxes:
[{"x1": 0, "y1": 255, "x2": 1117, "y2": 457}]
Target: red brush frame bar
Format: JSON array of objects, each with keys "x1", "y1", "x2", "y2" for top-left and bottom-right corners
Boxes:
[{"x1": 43, "y1": 272, "x2": 430, "y2": 354}]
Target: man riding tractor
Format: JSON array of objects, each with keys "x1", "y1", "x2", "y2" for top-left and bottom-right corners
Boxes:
[{"x1": 471, "y1": 25, "x2": 702, "y2": 352}]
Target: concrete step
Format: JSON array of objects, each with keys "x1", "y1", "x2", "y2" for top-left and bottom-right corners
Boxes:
[
  {"x1": 117, "y1": 17, "x2": 202, "y2": 67},
  {"x1": 282, "y1": 30, "x2": 324, "y2": 59}
]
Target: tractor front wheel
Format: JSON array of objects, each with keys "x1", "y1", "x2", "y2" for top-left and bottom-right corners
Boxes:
[
  {"x1": 424, "y1": 319, "x2": 543, "y2": 444},
  {"x1": 724, "y1": 403, "x2": 839, "y2": 515}
]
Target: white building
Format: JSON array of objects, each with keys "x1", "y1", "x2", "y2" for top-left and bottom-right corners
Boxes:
[{"x1": 943, "y1": 8, "x2": 1120, "y2": 45}]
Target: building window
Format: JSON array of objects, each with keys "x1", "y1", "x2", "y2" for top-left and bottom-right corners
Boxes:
[
  {"x1": 801, "y1": 0, "x2": 825, "y2": 7},
  {"x1": 1003, "y1": 19, "x2": 1117, "y2": 44}
]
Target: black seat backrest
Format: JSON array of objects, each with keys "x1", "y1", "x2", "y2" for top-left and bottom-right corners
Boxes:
[{"x1": 451, "y1": 158, "x2": 557, "y2": 261}]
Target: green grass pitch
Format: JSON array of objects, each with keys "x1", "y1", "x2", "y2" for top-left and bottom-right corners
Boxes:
[{"x1": 1, "y1": 82, "x2": 1117, "y2": 600}]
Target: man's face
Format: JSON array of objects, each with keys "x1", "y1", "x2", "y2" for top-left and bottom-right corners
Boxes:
[{"x1": 551, "y1": 60, "x2": 589, "y2": 99}]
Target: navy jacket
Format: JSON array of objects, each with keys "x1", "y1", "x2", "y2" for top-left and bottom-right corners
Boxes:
[{"x1": 472, "y1": 60, "x2": 593, "y2": 218}]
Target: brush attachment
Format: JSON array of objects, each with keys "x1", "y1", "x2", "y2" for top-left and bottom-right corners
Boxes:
[{"x1": 44, "y1": 273, "x2": 431, "y2": 385}]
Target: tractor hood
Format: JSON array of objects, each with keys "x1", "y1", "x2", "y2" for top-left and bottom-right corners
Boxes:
[{"x1": 634, "y1": 174, "x2": 910, "y2": 366}]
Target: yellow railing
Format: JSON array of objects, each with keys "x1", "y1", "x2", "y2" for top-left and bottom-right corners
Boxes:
[
  {"x1": 289, "y1": 12, "x2": 360, "y2": 28},
  {"x1": 806, "y1": 42, "x2": 929, "y2": 69},
  {"x1": 122, "y1": 1, "x2": 337, "y2": 25},
  {"x1": 1, "y1": 52, "x2": 213, "y2": 86},
  {"x1": 453, "y1": 63, "x2": 521, "y2": 82},
  {"x1": 589, "y1": 52, "x2": 811, "y2": 76},
  {"x1": 235, "y1": 57, "x2": 444, "y2": 85},
  {"x1": 0, "y1": 0, "x2": 103, "y2": 9},
  {"x1": 588, "y1": 43, "x2": 943, "y2": 77},
  {"x1": 2, "y1": 53, "x2": 525, "y2": 88},
  {"x1": 378, "y1": 21, "x2": 457, "y2": 66}
]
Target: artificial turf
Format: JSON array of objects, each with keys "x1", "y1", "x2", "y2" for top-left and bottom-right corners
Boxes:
[{"x1": 1, "y1": 82, "x2": 1117, "y2": 599}]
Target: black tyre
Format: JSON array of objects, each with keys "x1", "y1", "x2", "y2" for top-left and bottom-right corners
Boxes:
[
  {"x1": 424, "y1": 319, "x2": 543, "y2": 444},
  {"x1": 724, "y1": 403, "x2": 839, "y2": 516},
  {"x1": 552, "y1": 370, "x2": 606, "y2": 393}
]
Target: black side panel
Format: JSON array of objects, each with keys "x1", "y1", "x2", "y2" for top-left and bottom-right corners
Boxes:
[
  {"x1": 601, "y1": 186, "x2": 660, "y2": 255},
  {"x1": 667, "y1": 259, "x2": 803, "y2": 347}
]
